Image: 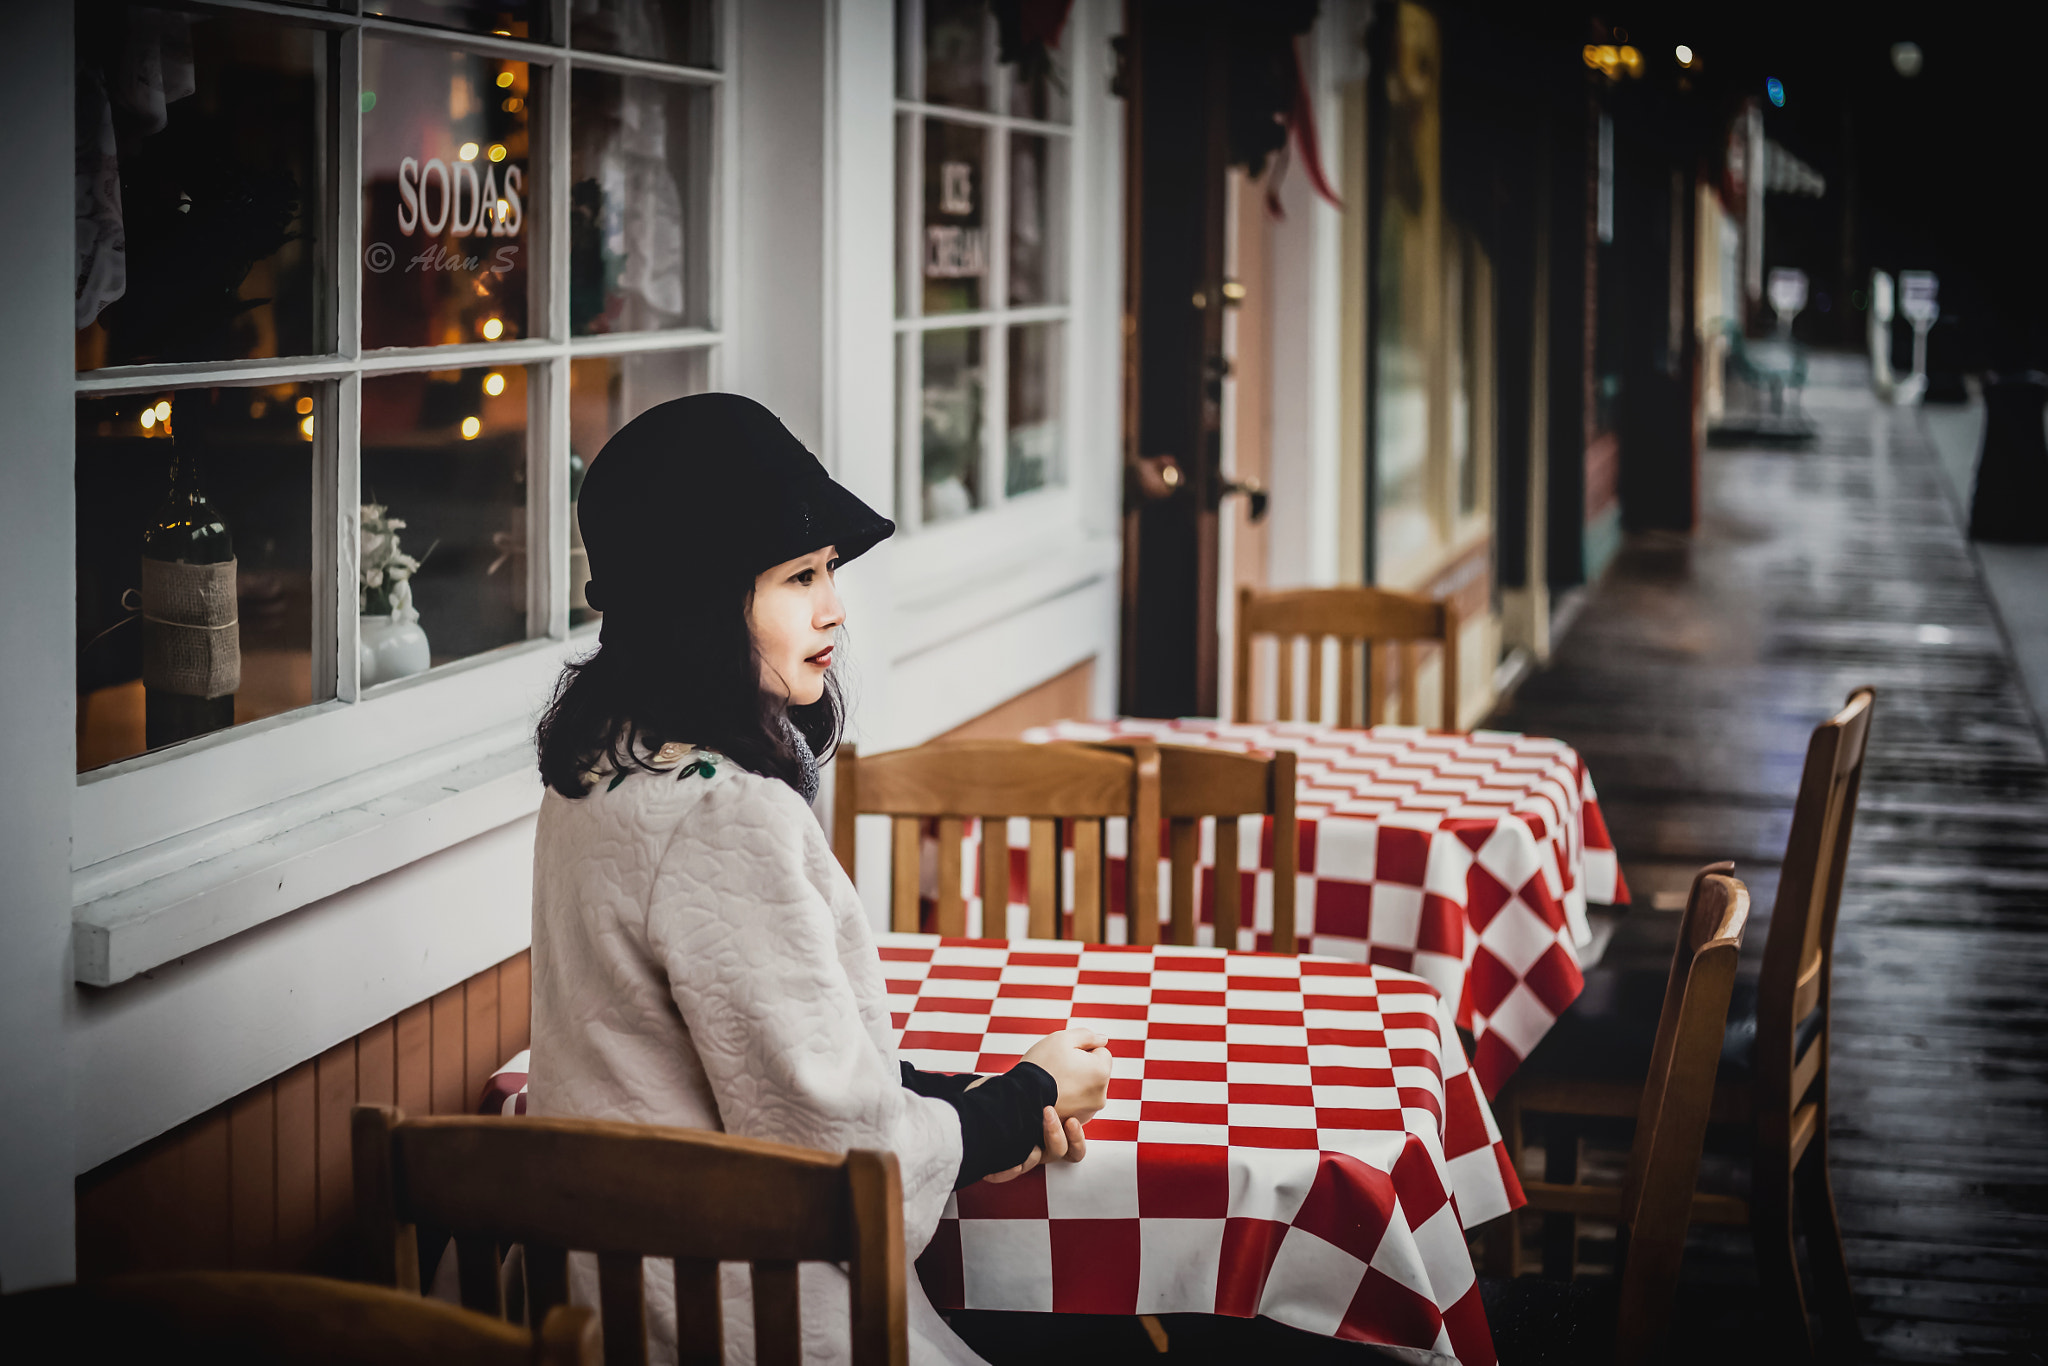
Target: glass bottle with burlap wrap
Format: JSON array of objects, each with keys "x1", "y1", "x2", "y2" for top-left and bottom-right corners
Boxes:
[{"x1": 141, "y1": 417, "x2": 238, "y2": 749}]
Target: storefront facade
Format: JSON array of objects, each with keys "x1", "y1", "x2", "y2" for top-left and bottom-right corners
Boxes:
[{"x1": 1, "y1": 0, "x2": 1126, "y2": 1284}]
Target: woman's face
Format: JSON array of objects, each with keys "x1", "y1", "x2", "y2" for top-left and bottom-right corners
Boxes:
[{"x1": 749, "y1": 545, "x2": 844, "y2": 706}]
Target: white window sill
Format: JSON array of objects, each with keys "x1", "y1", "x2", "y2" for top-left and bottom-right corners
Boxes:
[{"x1": 73, "y1": 723, "x2": 543, "y2": 987}]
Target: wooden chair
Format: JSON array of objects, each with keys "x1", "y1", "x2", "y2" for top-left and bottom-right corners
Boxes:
[
  {"x1": 352, "y1": 1106, "x2": 907, "y2": 1366},
  {"x1": 832, "y1": 739, "x2": 1161, "y2": 944},
  {"x1": 0, "y1": 1270, "x2": 597, "y2": 1365},
  {"x1": 1504, "y1": 687, "x2": 1874, "y2": 1354},
  {"x1": 1234, "y1": 585, "x2": 1460, "y2": 729},
  {"x1": 1093, "y1": 741, "x2": 1300, "y2": 953},
  {"x1": 1482, "y1": 869, "x2": 1752, "y2": 1365}
]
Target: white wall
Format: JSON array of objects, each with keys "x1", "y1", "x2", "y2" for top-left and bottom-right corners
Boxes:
[
  {"x1": 0, "y1": 0, "x2": 80, "y2": 1289},
  {"x1": 1261, "y1": 7, "x2": 1361, "y2": 591}
]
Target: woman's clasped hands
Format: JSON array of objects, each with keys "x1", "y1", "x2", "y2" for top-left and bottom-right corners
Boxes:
[{"x1": 980, "y1": 1028, "x2": 1113, "y2": 1185}]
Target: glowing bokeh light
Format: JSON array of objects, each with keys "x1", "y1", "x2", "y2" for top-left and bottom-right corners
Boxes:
[
  {"x1": 496, "y1": 71, "x2": 515, "y2": 88},
  {"x1": 295, "y1": 395, "x2": 314, "y2": 415},
  {"x1": 459, "y1": 142, "x2": 479, "y2": 161},
  {"x1": 461, "y1": 416, "x2": 482, "y2": 440},
  {"x1": 488, "y1": 143, "x2": 506, "y2": 162},
  {"x1": 139, "y1": 409, "x2": 155, "y2": 429},
  {"x1": 483, "y1": 371, "x2": 506, "y2": 397},
  {"x1": 481, "y1": 317, "x2": 504, "y2": 340},
  {"x1": 153, "y1": 400, "x2": 171, "y2": 420},
  {"x1": 1676, "y1": 44, "x2": 1694, "y2": 66},
  {"x1": 300, "y1": 415, "x2": 315, "y2": 439},
  {"x1": 1766, "y1": 77, "x2": 1786, "y2": 107}
]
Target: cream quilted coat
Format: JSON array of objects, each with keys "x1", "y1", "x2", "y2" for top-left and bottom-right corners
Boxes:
[{"x1": 528, "y1": 750, "x2": 984, "y2": 1365}]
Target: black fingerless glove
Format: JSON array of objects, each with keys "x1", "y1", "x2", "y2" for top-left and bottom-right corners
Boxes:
[{"x1": 900, "y1": 1061, "x2": 1058, "y2": 1189}]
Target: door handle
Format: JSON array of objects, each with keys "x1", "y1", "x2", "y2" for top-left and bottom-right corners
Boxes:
[{"x1": 1222, "y1": 477, "x2": 1268, "y2": 522}]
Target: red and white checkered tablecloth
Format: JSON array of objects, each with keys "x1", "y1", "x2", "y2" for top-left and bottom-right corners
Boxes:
[
  {"x1": 927, "y1": 720, "x2": 1628, "y2": 1096},
  {"x1": 889, "y1": 933, "x2": 1516, "y2": 1365}
]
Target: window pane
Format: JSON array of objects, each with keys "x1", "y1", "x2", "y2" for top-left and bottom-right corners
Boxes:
[
  {"x1": 920, "y1": 329, "x2": 984, "y2": 525},
  {"x1": 75, "y1": 6, "x2": 324, "y2": 370},
  {"x1": 1006, "y1": 30, "x2": 1072, "y2": 123},
  {"x1": 361, "y1": 41, "x2": 534, "y2": 350},
  {"x1": 573, "y1": 0, "x2": 718, "y2": 68},
  {"x1": 359, "y1": 366, "x2": 532, "y2": 678},
  {"x1": 921, "y1": 0, "x2": 989, "y2": 109},
  {"x1": 568, "y1": 350, "x2": 711, "y2": 625},
  {"x1": 1007, "y1": 132, "x2": 1067, "y2": 306},
  {"x1": 1006, "y1": 323, "x2": 1062, "y2": 497},
  {"x1": 920, "y1": 119, "x2": 988, "y2": 315},
  {"x1": 75, "y1": 384, "x2": 319, "y2": 772},
  {"x1": 362, "y1": 0, "x2": 543, "y2": 41},
  {"x1": 570, "y1": 73, "x2": 714, "y2": 336}
]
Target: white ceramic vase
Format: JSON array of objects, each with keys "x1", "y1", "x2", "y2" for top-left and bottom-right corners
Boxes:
[{"x1": 359, "y1": 609, "x2": 431, "y2": 687}]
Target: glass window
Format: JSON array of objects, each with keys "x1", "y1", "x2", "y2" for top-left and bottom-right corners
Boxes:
[
  {"x1": 920, "y1": 329, "x2": 984, "y2": 524},
  {"x1": 75, "y1": 384, "x2": 319, "y2": 772},
  {"x1": 920, "y1": 120, "x2": 988, "y2": 315},
  {"x1": 361, "y1": 40, "x2": 535, "y2": 350},
  {"x1": 1007, "y1": 132, "x2": 1065, "y2": 306},
  {"x1": 74, "y1": 5, "x2": 325, "y2": 371},
  {"x1": 359, "y1": 366, "x2": 532, "y2": 677},
  {"x1": 1006, "y1": 323, "x2": 1061, "y2": 498},
  {"x1": 568, "y1": 350, "x2": 711, "y2": 624},
  {"x1": 895, "y1": 0, "x2": 1072, "y2": 532},
  {"x1": 570, "y1": 72, "x2": 714, "y2": 336},
  {"x1": 73, "y1": 4, "x2": 724, "y2": 792},
  {"x1": 362, "y1": 0, "x2": 544, "y2": 42},
  {"x1": 572, "y1": 0, "x2": 718, "y2": 69},
  {"x1": 918, "y1": 0, "x2": 990, "y2": 109}
]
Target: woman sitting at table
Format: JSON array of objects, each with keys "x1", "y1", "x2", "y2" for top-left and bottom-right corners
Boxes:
[{"x1": 527, "y1": 394, "x2": 1111, "y2": 1366}]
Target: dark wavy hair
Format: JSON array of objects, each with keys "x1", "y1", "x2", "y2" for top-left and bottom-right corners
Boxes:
[{"x1": 535, "y1": 560, "x2": 842, "y2": 799}]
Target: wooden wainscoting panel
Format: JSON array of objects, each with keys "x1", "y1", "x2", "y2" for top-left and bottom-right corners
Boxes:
[
  {"x1": 274, "y1": 1059, "x2": 320, "y2": 1268},
  {"x1": 226, "y1": 1084, "x2": 276, "y2": 1269},
  {"x1": 76, "y1": 952, "x2": 530, "y2": 1279}
]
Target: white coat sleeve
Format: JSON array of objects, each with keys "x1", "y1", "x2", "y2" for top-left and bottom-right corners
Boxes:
[{"x1": 645, "y1": 774, "x2": 963, "y2": 1254}]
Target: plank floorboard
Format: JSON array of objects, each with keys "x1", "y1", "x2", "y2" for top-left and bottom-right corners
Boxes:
[{"x1": 1488, "y1": 354, "x2": 2048, "y2": 1361}]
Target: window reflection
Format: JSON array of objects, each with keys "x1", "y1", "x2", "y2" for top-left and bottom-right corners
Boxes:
[
  {"x1": 1006, "y1": 27, "x2": 1071, "y2": 123},
  {"x1": 570, "y1": 72, "x2": 713, "y2": 336},
  {"x1": 1008, "y1": 132, "x2": 1065, "y2": 306},
  {"x1": 572, "y1": 0, "x2": 718, "y2": 68},
  {"x1": 920, "y1": 0, "x2": 989, "y2": 109},
  {"x1": 75, "y1": 384, "x2": 318, "y2": 772},
  {"x1": 363, "y1": 1, "x2": 540, "y2": 41},
  {"x1": 921, "y1": 329, "x2": 984, "y2": 524},
  {"x1": 361, "y1": 41, "x2": 533, "y2": 350},
  {"x1": 1006, "y1": 324, "x2": 1061, "y2": 497},
  {"x1": 74, "y1": 5, "x2": 323, "y2": 370},
  {"x1": 921, "y1": 120, "x2": 988, "y2": 315},
  {"x1": 568, "y1": 350, "x2": 710, "y2": 624},
  {"x1": 359, "y1": 367, "x2": 531, "y2": 674}
]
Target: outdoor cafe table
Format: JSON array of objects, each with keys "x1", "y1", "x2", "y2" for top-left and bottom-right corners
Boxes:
[
  {"x1": 481, "y1": 936, "x2": 1521, "y2": 1363},
  {"x1": 1000, "y1": 719, "x2": 1633, "y2": 1096},
  {"x1": 888, "y1": 933, "x2": 1516, "y2": 1365}
]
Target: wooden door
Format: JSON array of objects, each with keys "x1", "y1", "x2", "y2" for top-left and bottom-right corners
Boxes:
[{"x1": 1118, "y1": 1, "x2": 1230, "y2": 719}]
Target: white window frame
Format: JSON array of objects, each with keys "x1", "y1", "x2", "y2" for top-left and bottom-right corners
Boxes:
[
  {"x1": 891, "y1": 0, "x2": 1079, "y2": 541},
  {"x1": 72, "y1": 0, "x2": 740, "y2": 983}
]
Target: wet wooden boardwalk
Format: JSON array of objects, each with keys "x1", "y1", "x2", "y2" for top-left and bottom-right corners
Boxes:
[{"x1": 1489, "y1": 353, "x2": 2048, "y2": 1362}]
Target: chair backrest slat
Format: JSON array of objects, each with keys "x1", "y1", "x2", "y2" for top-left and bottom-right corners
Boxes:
[
  {"x1": 1026, "y1": 818, "x2": 1059, "y2": 940},
  {"x1": 1757, "y1": 688, "x2": 1874, "y2": 1121},
  {"x1": 527, "y1": 1241, "x2": 571, "y2": 1326},
  {"x1": 834, "y1": 741, "x2": 1157, "y2": 945},
  {"x1": 934, "y1": 816, "x2": 966, "y2": 937},
  {"x1": 1167, "y1": 818, "x2": 1200, "y2": 946},
  {"x1": 453, "y1": 1234, "x2": 503, "y2": 1318},
  {"x1": 1072, "y1": 819, "x2": 1105, "y2": 943},
  {"x1": 352, "y1": 1108, "x2": 906, "y2": 1366},
  {"x1": 1236, "y1": 585, "x2": 1459, "y2": 729},
  {"x1": 1212, "y1": 816, "x2": 1243, "y2": 947},
  {"x1": 752, "y1": 1262, "x2": 803, "y2": 1366},
  {"x1": 889, "y1": 819, "x2": 919, "y2": 933},
  {"x1": 673, "y1": 1258, "x2": 722, "y2": 1366},
  {"x1": 596, "y1": 1250, "x2": 645, "y2": 1366},
  {"x1": 1613, "y1": 869, "x2": 1751, "y2": 1365}
]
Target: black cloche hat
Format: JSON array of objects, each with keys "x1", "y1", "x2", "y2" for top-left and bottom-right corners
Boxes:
[{"x1": 577, "y1": 393, "x2": 894, "y2": 627}]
